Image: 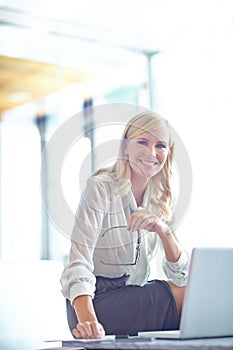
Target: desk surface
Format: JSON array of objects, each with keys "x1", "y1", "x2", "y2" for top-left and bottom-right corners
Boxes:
[{"x1": 41, "y1": 337, "x2": 233, "y2": 350}]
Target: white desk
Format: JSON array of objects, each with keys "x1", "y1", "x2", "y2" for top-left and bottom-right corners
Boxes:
[{"x1": 41, "y1": 337, "x2": 233, "y2": 350}]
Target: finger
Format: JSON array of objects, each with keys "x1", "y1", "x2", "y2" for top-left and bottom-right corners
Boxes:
[
  {"x1": 127, "y1": 211, "x2": 146, "y2": 231},
  {"x1": 82, "y1": 322, "x2": 93, "y2": 338},
  {"x1": 138, "y1": 216, "x2": 155, "y2": 231},
  {"x1": 73, "y1": 322, "x2": 92, "y2": 339},
  {"x1": 128, "y1": 212, "x2": 151, "y2": 232},
  {"x1": 77, "y1": 321, "x2": 105, "y2": 339},
  {"x1": 73, "y1": 326, "x2": 89, "y2": 339},
  {"x1": 90, "y1": 322, "x2": 105, "y2": 338},
  {"x1": 72, "y1": 327, "x2": 82, "y2": 339},
  {"x1": 131, "y1": 216, "x2": 145, "y2": 232}
]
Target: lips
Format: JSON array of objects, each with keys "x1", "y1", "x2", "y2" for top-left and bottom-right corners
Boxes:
[{"x1": 139, "y1": 159, "x2": 158, "y2": 167}]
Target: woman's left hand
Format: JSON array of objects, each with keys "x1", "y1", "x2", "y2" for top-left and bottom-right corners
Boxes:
[
  {"x1": 127, "y1": 209, "x2": 171, "y2": 236},
  {"x1": 127, "y1": 209, "x2": 182, "y2": 264}
]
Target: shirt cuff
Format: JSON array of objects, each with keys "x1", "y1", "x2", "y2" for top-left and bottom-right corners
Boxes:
[
  {"x1": 70, "y1": 281, "x2": 96, "y2": 304},
  {"x1": 165, "y1": 249, "x2": 188, "y2": 272},
  {"x1": 162, "y1": 249, "x2": 190, "y2": 286}
]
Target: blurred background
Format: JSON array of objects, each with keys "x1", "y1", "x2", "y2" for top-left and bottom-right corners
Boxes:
[{"x1": 0, "y1": 0, "x2": 233, "y2": 348}]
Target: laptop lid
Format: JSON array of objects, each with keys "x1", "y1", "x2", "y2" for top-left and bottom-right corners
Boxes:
[{"x1": 179, "y1": 247, "x2": 233, "y2": 339}]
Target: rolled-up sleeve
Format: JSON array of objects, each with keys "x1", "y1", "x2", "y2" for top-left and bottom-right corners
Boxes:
[
  {"x1": 61, "y1": 264, "x2": 96, "y2": 303},
  {"x1": 60, "y1": 177, "x2": 108, "y2": 303},
  {"x1": 162, "y1": 248, "x2": 190, "y2": 286}
]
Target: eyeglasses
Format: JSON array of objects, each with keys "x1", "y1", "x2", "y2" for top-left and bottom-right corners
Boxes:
[{"x1": 100, "y1": 225, "x2": 141, "y2": 266}]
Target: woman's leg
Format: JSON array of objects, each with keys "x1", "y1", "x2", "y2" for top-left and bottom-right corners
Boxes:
[
  {"x1": 65, "y1": 278, "x2": 182, "y2": 337},
  {"x1": 168, "y1": 282, "x2": 186, "y2": 316},
  {"x1": 93, "y1": 278, "x2": 180, "y2": 336}
]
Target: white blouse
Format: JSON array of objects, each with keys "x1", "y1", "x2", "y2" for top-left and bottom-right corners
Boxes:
[{"x1": 60, "y1": 172, "x2": 189, "y2": 303}]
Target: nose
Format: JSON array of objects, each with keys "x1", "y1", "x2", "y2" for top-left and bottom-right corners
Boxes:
[
  {"x1": 146, "y1": 145, "x2": 157, "y2": 157},
  {"x1": 151, "y1": 147, "x2": 157, "y2": 157}
]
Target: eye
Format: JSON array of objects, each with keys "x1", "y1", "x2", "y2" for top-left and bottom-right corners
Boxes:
[
  {"x1": 156, "y1": 143, "x2": 166, "y2": 149},
  {"x1": 137, "y1": 140, "x2": 147, "y2": 146}
]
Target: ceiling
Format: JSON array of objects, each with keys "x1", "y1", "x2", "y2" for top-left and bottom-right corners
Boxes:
[
  {"x1": 0, "y1": 0, "x2": 233, "y2": 115},
  {"x1": 0, "y1": 55, "x2": 95, "y2": 114}
]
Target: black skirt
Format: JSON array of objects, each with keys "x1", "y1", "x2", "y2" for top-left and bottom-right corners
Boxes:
[{"x1": 66, "y1": 275, "x2": 180, "y2": 336}]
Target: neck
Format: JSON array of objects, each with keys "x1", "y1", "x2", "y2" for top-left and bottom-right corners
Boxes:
[{"x1": 131, "y1": 172, "x2": 148, "y2": 206}]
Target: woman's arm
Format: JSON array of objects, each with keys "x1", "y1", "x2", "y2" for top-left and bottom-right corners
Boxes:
[
  {"x1": 156, "y1": 225, "x2": 181, "y2": 262},
  {"x1": 60, "y1": 177, "x2": 109, "y2": 337},
  {"x1": 127, "y1": 209, "x2": 181, "y2": 261},
  {"x1": 127, "y1": 209, "x2": 189, "y2": 285},
  {"x1": 72, "y1": 295, "x2": 105, "y2": 338}
]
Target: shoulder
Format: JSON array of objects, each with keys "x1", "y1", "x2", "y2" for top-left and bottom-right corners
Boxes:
[
  {"x1": 90, "y1": 171, "x2": 116, "y2": 183},
  {"x1": 88, "y1": 171, "x2": 116, "y2": 188},
  {"x1": 85, "y1": 171, "x2": 117, "y2": 197},
  {"x1": 77, "y1": 172, "x2": 116, "y2": 213}
]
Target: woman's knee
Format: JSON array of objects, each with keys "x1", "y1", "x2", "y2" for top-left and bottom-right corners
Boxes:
[{"x1": 168, "y1": 282, "x2": 186, "y2": 315}]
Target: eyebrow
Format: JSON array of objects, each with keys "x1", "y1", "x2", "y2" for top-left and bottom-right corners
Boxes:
[{"x1": 136, "y1": 137, "x2": 148, "y2": 140}]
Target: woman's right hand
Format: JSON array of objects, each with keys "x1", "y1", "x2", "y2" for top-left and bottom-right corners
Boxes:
[{"x1": 72, "y1": 320, "x2": 105, "y2": 339}]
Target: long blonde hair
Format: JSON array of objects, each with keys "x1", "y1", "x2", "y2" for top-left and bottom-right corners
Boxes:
[{"x1": 94, "y1": 110, "x2": 174, "y2": 221}]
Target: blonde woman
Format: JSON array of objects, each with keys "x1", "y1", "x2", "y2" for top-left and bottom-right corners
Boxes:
[{"x1": 61, "y1": 110, "x2": 189, "y2": 338}]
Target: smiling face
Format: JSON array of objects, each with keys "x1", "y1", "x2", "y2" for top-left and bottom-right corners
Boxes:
[{"x1": 124, "y1": 127, "x2": 170, "y2": 181}]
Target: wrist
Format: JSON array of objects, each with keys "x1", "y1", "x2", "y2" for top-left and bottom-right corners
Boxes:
[
  {"x1": 73, "y1": 295, "x2": 98, "y2": 323},
  {"x1": 155, "y1": 222, "x2": 172, "y2": 238}
]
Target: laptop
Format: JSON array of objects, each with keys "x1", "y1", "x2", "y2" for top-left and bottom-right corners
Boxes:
[{"x1": 138, "y1": 247, "x2": 233, "y2": 339}]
